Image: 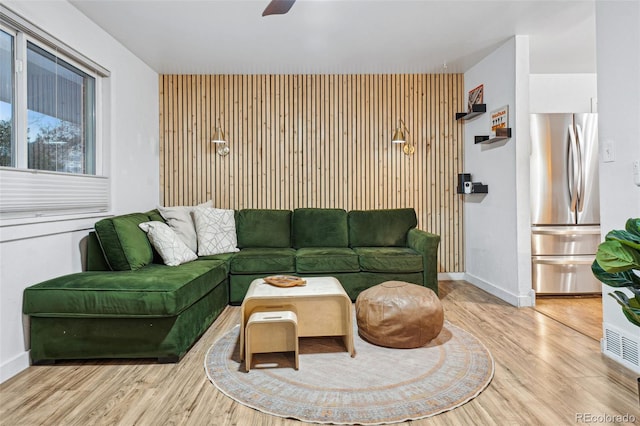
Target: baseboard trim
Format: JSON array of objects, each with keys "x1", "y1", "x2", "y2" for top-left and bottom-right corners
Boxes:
[
  {"x1": 438, "y1": 272, "x2": 465, "y2": 281},
  {"x1": 464, "y1": 273, "x2": 535, "y2": 307},
  {"x1": 1, "y1": 351, "x2": 30, "y2": 384}
]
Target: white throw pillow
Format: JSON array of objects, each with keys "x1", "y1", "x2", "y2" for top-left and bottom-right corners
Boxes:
[
  {"x1": 138, "y1": 221, "x2": 198, "y2": 266},
  {"x1": 157, "y1": 200, "x2": 212, "y2": 252},
  {"x1": 192, "y1": 207, "x2": 240, "y2": 256}
]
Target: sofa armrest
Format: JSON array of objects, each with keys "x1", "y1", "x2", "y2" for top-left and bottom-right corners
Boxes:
[{"x1": 407, "y1": 228, "x2": 440, "y2": 295}]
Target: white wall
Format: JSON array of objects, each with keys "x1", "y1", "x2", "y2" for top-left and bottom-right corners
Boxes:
[
  {"x1": 463, "y1": 36, "x2": 534, "y2": 306},
  {"x1": 530, "y1": 74, "x2": 597, "y2": 113},
  {"x1": 595, "y1": 0, "x2": 640, "y2": 370},
  {"x1": 0, "y1": 0, "x2": 159, "y2": 383}
]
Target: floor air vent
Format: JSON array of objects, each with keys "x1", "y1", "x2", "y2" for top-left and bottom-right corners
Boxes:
[
  {"x1": 622, "y1": 337, "x2": 639, "y2": 366},
  {"x1": 605, "y1": 328, "x2": 622, "y2": 356},
  {"x1": 603, "y1": 324, "x2": 640, "y2": 373}
]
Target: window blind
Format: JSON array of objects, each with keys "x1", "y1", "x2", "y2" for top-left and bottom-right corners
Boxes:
[{"x1": 0, "y1": 167, "x2": 109, "y2": 219}]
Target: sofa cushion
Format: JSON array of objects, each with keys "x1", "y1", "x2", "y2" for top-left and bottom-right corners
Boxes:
[
  {"x1": 236, "y1": 209, "x2": 292, "y2": 248},
  {"x1": 353, "y1": 247, "x2": 423, "y2": 273},
  {"x1": 295, "y1": 247, "x2": 360, "y2": 273},
  {"x1": 94, "y1": 213, "x2": 155, "y2": 271},
  {"x1": 146, "y1": 209, "x2": 166, "y2": 223},
  {"x1": 230, "y1": 248, "x2": 296, "y2": 274},
  {"x1": 22, "y1": 260, "x2": 228, "y2": 317},
  {"x1": 199, "y1": 252, "x2": 236, "y2": 264},
  {"x1": 348, "y1": 209, "x2": 417, "y2": 247},
  {"x1": 292, "y1": 208, "x2": 349, "y2": 248}
]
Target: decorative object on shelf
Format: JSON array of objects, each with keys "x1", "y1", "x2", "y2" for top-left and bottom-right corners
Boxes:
[
  {"x1": 391, "y1": 119, "x2": 415, "y2": 155},
  {"x1": 470, "y1": 183, "x2": 489, "y2": 193},
  {"x1": 474, "y1": 127, "x2": 512, "y2": 144},
  {"x1": 212, "y1": 118, "x2": 230, "y2": 156},
  {"x1": 455, "y1": 103, "x2": 486, "y2": 121},
  {"x1": 264, "y1": 275, "x2": 307, "y2": 288},
  {"x1": 262, "y1": 0, "x2": 296, "y2": 16},
  {"x1": 456, "y1": 173, "x2": 488, "y2": 194},
  {"x1": 467, "y1": 84, "x2": 484, "y2": 112},
  {"x1": 490, "y1": 105, "x2": 509, "y2": 138},
  {"x1": 592, "y1": 218, "x2": 640, "y2": 327}
]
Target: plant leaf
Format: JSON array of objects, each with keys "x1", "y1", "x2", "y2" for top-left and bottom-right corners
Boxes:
[
  {"x1": 625, "y1": 218, "x2": 640, "y2": 238},
  {"x1": 595, "y1": 240, "x2": 640, "y2": 272},
  {"x1": 606, "y1": 229, "x2": 640, "y2": 250},
  {"x1": 621, "y1": 308, "x2": 640, "y2": 327},
  {"x1": 609, "y1": 291, "x2": 640, "y2": 327},
  {"x1": 591, "y1": 260, "x2": 633, "y2": 287},
  {"x1": 610, "y1": 290, "x2": 630, "y2": 304},
  {"x1": 627, "y1": 269, "x2": 640, "y2": 288}
]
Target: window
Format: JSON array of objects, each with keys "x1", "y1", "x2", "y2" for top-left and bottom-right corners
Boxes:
[
  {"x1": 1, "y1": 33, "x2": 97, "y2": 174},
  {"x1": 26, "y1": 42, "x2": 96, "y2": 174},
  {"x1": 0, "y1": 6, "x2": 110, "y2": 220}
]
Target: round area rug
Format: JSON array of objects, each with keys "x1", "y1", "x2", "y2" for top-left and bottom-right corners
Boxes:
[{"x1": 205, "y1": 320, "x2": 493, "y2": 425}]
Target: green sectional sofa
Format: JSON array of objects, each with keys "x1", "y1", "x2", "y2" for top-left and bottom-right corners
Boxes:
[
  {"x1": 23, "y1": 207, "x2": 440, "y2": 364},
  {"x1": 226, "y1": 208, "x2": 439, "y2": 303}
]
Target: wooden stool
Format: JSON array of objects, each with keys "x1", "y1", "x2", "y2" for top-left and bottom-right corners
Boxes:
[{"x1": 245, "y1": 310, "x2": 299, "y2": 372}]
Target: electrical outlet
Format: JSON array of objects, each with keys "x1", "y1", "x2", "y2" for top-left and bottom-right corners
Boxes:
[
  {"x1": 634, "y1": 160, "x2": 640, "y2": 187},
  {"x1": 602, "y1": 140, "x2": 615, "y2": 163}
]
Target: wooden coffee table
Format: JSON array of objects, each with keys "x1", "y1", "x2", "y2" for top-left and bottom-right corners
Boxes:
[{"x1": 239, "y1": 276, "x2": 355, "y2": 361}]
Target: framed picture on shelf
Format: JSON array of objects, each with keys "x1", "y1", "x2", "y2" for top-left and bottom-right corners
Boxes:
[
  {"x1": 467, "y1": 84, "x2": 484, "y2": 112},
  {"x1": 490, "y1": 105, "x2": 509, "y2": 138}
]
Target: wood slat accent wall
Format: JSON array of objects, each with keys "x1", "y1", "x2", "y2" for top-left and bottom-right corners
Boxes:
[{"x1": 159, "y1": 74, "x2": 464, "y2": 272}]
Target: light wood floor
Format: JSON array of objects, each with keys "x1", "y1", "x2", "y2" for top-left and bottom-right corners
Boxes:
[
  {"x1": 1, "y1": 280, "x2": 638, "y2": 426},
  {"x1": 535, "y1": 296, "x2": 603, "y2": 341}
]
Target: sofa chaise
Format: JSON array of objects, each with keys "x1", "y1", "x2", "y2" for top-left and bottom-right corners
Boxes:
[{"x1": 23, "y1": 207, "x2": 440, "y2": 364}]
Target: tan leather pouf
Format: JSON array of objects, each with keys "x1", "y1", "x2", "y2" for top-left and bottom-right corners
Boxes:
[{"x1": 355, "y1": 281, "x2": 444, "y2": 349}]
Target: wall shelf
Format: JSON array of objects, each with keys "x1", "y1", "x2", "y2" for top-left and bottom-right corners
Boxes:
[
  {"x1": 455, "y1": 104, "x2": 486, "y2": 121},
  {"x1": 456, "y1": 182, "x2": 489, "y2": 194},
  {"x1": 456, "y1": 174, "x2": 489, "y2": 194},
  {"x1": 474, "y1": 127, "x2": 512, "y2": 144}
]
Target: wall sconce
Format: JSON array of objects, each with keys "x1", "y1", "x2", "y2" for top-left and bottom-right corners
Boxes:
[
  {"x1": 212, "y1": 119, "x2": 230, "y2": 156},
  {"x1": 391, "y1": 119, "x2": 415, "y2": 155}
]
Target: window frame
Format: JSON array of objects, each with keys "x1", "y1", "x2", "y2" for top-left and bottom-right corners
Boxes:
[
  {"x1": 0, "y1": 23, "x2": 17, "y2": 167},
  {"x1": 0, "y1": 5, "x2": 111, "y2": 222},
  {"x1": 21, "y1": 37, "x2": 101, "y2": 174}
]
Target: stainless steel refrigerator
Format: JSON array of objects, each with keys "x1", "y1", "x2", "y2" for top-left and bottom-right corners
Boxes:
[{"x1": 530, "y1": 113, "x2": 601, "y2": 294}]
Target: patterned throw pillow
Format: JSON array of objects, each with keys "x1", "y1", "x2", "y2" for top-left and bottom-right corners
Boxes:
[
  {"x1": 157, "y1": 200, "x2": 213, "y2": 252},
  {"x1": 192, "y1": 207, "x2": 240, "y2": 256},
  {"x1": 138, "y1": 221, "x2": 198, "y2": 266}
]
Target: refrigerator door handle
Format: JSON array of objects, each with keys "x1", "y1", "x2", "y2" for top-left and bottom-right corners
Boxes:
[
  {"x1": 567, "y1": 125, "x2": 579, "y2": 212},
  {"x1": 575, "y1": 123, "x2": 585, "y2": 212},
  {"x1": 531, "y1": 226, "x2": 601, "y2": 236},
  {"x1": 532, "y1": 256, "x2": 595, "y2": 266}
]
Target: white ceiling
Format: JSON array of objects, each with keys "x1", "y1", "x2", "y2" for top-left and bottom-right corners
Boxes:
[{"x1": 70, "y1": 0, "x2": 597, "y2": 75}]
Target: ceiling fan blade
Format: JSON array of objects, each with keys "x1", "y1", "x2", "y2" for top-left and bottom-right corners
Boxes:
[{"x1": 262, "y1": 0, "x2": 296, "y2": 16}]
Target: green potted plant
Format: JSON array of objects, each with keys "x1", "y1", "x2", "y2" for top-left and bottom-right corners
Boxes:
[{"x1": 591, "y1": 218, "x2": 640, "y2": 327}]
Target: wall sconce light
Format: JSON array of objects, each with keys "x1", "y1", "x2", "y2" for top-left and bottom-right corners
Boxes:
[
  {"x1": 212, "y1": 119, "x2": 230, "y2": 156},
  {"x1": 391, "y1": 119, "x2": 415, "y2": 155}
]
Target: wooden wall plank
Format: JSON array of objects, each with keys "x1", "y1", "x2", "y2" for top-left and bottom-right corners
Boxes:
[{"x1": 159, "y1": 74, "x2": 464, "y2": 272}]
